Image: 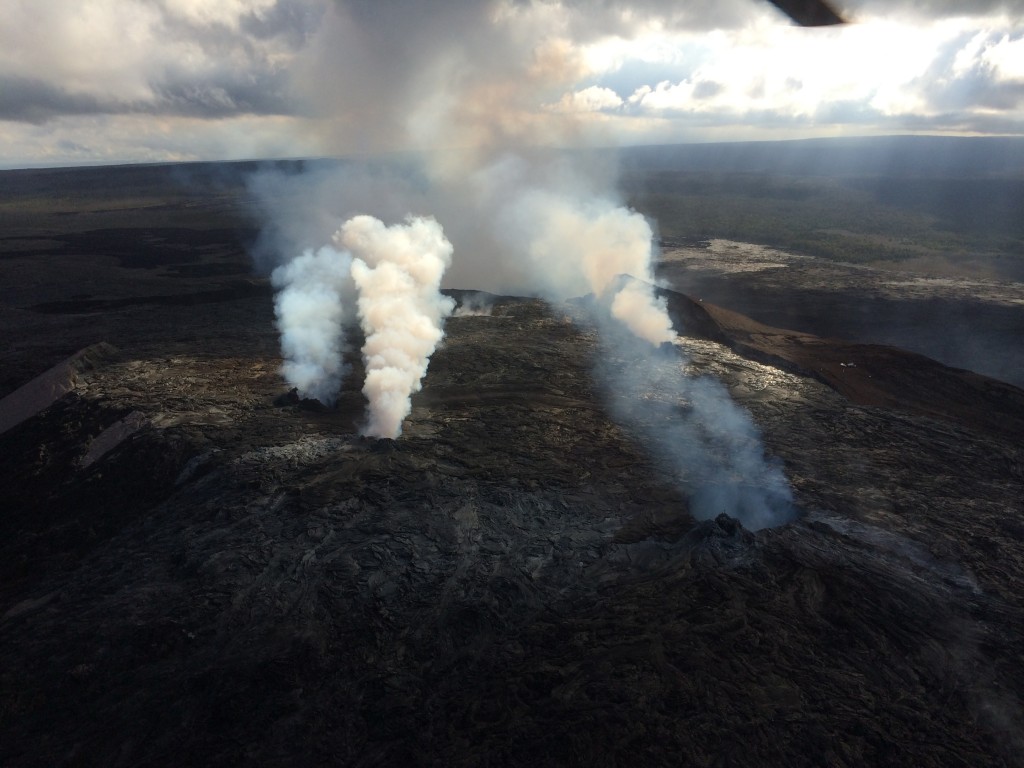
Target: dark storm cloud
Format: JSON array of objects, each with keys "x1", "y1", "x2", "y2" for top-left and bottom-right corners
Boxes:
[
  {"x1": 0, "y1": 76, "x2": 112, "y2": 124},
  {"x1": 929, "y1": 70, "x2": 1024, "y2": 112},
  {"x1": 0, "y1": 71, "x2": 294, "y2": 124},
  {"x1": 143, "y1": 0, "x2": 319, "y2": 117},
  {"x1": 240, "y1": 0, "x2": 325, "y2": 44},
  {"x1": 151, "y1": 69, "x2": 295, "y2": 118},
  {"x1": 150, "y1": 0, "x2": 322, "y2": 51}
]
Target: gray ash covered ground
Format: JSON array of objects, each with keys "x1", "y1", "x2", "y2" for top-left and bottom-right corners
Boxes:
[{"x1": 1, "y1": 165, "x2": 1023, "y2": 766}]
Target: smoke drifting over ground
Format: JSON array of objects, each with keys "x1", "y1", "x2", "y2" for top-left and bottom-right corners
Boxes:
[
  {"x1": 596, "y1": 327, "x2": 795, "y2": 528},
  {"x1": 453, "y1": 292, "x2": 495, "y2": 317},
  {"x1": 255, "y1": 0, "x2": 796, "y2": 526}
]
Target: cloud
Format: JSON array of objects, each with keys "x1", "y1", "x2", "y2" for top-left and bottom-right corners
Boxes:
[
  {"x1": 161, "y1": 0, "x2": 280, "y2": 29},
  {"x1": 150, "y1": 70, "x2": 295, "y2": 118},
  {"x1": 918, "y1": 30, "x2": 1024, "y2": 113},
  {"x1": 2, "y1": 0, "x2": 1024, "y2": 166},
  {"x1": 0, "y1": 113, "x2": 312, "y2": 169},
  {"x1": 595, "y1": 13, "x2": 1024, "y2": 136},
  {"x1": 554, "y1": 0, "x2": 759, "y2": 36},
  {"x1": 846, "y1": 0, "x2": 1024, "y2": 19},
  {"x1": 980, "y1": 32, "x2": 1024, "y2": 79},
  {"x1": 0, "y1": 0, "x2": 317, "y2": 124},
  {"x1": 0, "y1": 76, "x2": 110, "y2": 124},
  {"x1": 552, "y1": 85, "x2": 625, "y2": 113}
]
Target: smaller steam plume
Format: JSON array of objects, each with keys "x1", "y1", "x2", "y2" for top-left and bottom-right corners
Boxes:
[
  {"x1": 453, "y1": 292, "x2": 494, "y2": 317},
  {"x1": 271, "y1": 215, "x2": 454, "y2": 438},
  {"x1": 609, "y1": 280, "x2": 675, "y2": 346},
  {"x1": 502, "y1": 180, "x2": 793, "y2": 529},
  {"x1": 271, "y1": 246, "x2": 354, "y2": 405},
  {"x1": 342, "y1": 215, "x2": 455, "y2": 438},
  {"x1": 506, "y1": 187, "x2": 673, "y2": 344},
  {"x1": 595, "y1": 327, "x2": 795, "y2": 531}
]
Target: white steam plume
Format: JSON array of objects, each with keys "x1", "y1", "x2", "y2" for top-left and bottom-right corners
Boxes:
[
  {"x1": 499, "y1": 184, "x2": 675, "y2": 344},
  {"x1": 253, "y1": 0, "x2": 797, "y2": 527},
  {"x1": 610, "y1": 281, "x2": 676, "y2": 345},
  {"x1": 341, "y1": 215, "x2": 456, "y2": 438},
  {"x1": 271, "y1": 245, "x2": 354, "y2": 405}
]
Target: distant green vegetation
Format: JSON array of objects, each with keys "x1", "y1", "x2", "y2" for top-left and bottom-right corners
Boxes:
[{"x1": 624, "y1": 171, "x2": 1024, "y2": 271}]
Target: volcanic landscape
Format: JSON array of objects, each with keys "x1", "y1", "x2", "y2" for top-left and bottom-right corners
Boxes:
[{"x1": 1, "y1": 159, "x2": 1023, "y2": 767}]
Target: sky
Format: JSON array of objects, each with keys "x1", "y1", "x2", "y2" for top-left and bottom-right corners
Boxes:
[{"x1": 0, "y1": 0, "x2": 1022, "y2": 168}]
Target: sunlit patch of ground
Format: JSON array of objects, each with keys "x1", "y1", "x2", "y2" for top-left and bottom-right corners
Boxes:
[{"x1": 663, "y1": 239, "x2": 1024, "y2": 307}]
